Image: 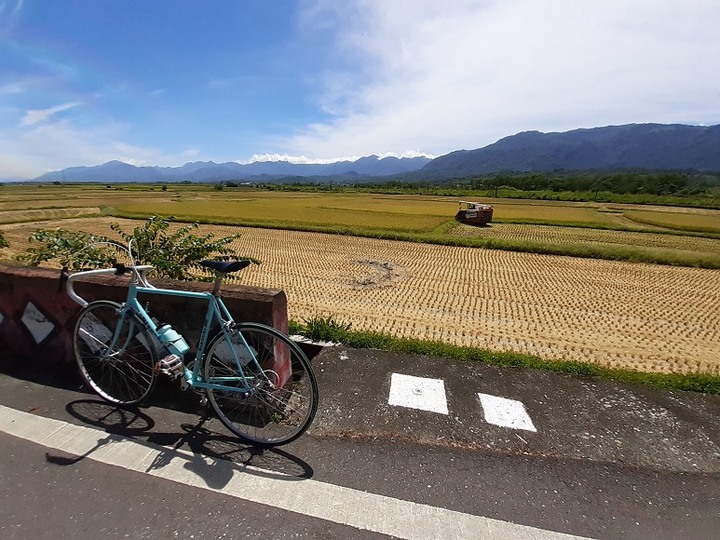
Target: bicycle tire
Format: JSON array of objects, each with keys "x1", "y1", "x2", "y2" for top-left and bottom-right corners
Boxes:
[
  {"x1": 204, "y1": 322, "x2": 318, "y2": 447},
  {"x1": 73, "y1": 300, "x2": 157, "y2": 405}
]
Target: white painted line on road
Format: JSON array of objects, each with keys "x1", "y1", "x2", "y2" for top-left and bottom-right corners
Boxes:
[
  {"x1": 478, "y1": 393, "x2": 537, "y2": 432},
  {"x1": 388, "y1": 373, "x2": 449, "y2": 415},
  {"x1": 0, "y1": 405, "x2": 587, "y2": 540}
]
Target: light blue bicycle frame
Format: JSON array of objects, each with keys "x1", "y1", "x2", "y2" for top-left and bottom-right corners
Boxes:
[{"x1": 115, "y1": 275, "x2": 259, "y2": 394}]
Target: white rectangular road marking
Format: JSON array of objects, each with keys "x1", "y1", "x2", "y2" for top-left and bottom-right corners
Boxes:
[
  {"x1": 388, "y1": 373, "x2": 449, "y2": 415},
  {"x1": 0, "y1": 405, "x2": 586, "y2": 539},
  {"x1": 478, "y1": 393, "x2": 538, "y2": 432}
]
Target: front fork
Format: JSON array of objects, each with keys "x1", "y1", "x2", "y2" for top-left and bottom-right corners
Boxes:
[{"x1": 100, "y1": 304, "x2": 137, "y2": 360}]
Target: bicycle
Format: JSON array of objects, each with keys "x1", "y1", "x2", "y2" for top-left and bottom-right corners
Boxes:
[{"x1": 62, "y1": 241, "x2": 319, "y2": 447}]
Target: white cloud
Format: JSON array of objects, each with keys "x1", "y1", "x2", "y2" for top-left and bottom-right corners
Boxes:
[
  {"x1": 20, "y1": 101, "x2": 81, "y2": 126},
  {"x1": 287, "y1": 0, "x2": 720, "y2": 158},
  {"x1": 248, "y1": 153, "x2": 357, "y2": 164},
  {"x1": 0, "y1": 119, "x2": 200, "y2": 178},
  {"x1": 3, "y1": 0, "x2": 719, "y2": 178},
  {"x1": 246, "y1": 150, "x2": 434, "y2": 164}
]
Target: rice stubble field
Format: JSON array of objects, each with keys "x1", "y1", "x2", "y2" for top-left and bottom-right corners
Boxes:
[{"x1": 2, "y1": 213, "x2": 718, "y2": 377}]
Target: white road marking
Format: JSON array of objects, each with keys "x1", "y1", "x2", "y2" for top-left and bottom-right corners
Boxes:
[
  {"x1": 478, "y1": 393, "x2": 537, "y2": 432},
  {"x1": 0, "y1": 404, "x2": 586, "y2": 539},
  {"x1": 388, "y1": 373, "x2": 449, "y2": 414}
]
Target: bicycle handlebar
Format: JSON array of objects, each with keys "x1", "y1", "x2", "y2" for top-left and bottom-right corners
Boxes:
[{"x1": 65, "y1": 264, "x2": 154, "y2": 307}]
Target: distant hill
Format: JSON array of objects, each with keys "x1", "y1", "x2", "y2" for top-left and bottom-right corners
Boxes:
[
  {"x1": 34, "y1": 155, "x2": 432, "y2": 183},
  {"x1": 418, "y1": 124, "x2": 720, "y2": 178},
  {"x1": 29, "y1": 123, "x2": 720, "y2": 184}
]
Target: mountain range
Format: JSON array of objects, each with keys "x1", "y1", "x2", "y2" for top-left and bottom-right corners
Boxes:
[
  {"x1": 33, "y1": 154, "x2": 432, "y2": 183},
  {"x1": 420, "y1": 123, "x2": 720, "y2": 178},
  {"x1": 28, "y1": 123, "x2": 720, "y2": 184}
]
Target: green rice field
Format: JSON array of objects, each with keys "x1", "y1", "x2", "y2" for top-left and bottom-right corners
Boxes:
[{"x1": 2, "y1": 183, "x2": 720, "y2": 268}]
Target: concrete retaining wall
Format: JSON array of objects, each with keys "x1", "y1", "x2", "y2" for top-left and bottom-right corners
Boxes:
[{"x1": 0, "y1": 264, "x2": 288, "y2": 373}]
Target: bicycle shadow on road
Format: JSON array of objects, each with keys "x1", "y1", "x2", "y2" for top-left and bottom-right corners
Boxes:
[{"x1": 44, "y1": 399, "x2": 314, "y2": 490}]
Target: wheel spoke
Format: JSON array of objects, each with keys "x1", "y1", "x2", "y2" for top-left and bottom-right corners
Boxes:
[
  {"x1": 74, "y1": 301, "x2": 156, "y2": 405},
  {"x1": 204, "y1": 323, "x2": 318, "y2": 446}
]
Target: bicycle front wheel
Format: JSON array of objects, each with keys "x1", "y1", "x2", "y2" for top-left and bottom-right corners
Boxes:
[
  {"x1": 204, "y1": 323, "x2": 318, "y2": 447},
  {"x1": 73, "y1": 300, "x2": 157, "y2": 405}
]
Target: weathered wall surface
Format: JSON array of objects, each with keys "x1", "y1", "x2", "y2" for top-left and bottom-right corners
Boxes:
[{"x1": 0, "y1": 264, "x2": 288, "y2": 374}]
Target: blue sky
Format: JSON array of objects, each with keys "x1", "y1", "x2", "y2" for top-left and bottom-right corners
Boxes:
[{"x1": 1, "y1": 0, "x2": 719, "y2": 179}]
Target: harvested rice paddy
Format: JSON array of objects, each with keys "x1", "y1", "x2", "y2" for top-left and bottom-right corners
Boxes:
[{"x1": 2, "y1": 216, "x2": 719, "y2": 376}]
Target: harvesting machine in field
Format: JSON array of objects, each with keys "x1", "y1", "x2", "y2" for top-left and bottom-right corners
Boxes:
[{"x1": 455, "y1": 201, "x2": 493, "y2": 226}]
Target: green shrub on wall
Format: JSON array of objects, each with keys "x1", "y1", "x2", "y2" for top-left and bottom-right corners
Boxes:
[{"x1": 16, "y1": 215, "x2": 258, "y2": 281}]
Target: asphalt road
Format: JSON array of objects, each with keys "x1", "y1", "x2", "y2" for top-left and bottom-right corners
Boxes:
[{"x1": 0, "y1": 345, "x2": 718, "y2": 539}]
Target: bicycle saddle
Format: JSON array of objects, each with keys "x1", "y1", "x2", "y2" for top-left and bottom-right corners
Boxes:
[{"x1": 200, "y1": 260, "x2": 252, "y2": 274}]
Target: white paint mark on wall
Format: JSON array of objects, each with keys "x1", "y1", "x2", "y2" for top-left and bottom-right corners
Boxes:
[
  {"x1": 389, "y1": 373, "x2": 449, "y2": 415},
  {"x1": 20, "y1": 301, "x2": 55, "y2": 344},
  {"x1": 478, "y1": 393, "x2": 537, "y2": 432}
]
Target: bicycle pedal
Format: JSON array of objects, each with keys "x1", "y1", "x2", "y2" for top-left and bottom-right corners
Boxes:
[{"x1": 157, "y1": 354, "x2": 185, "y2": 379}]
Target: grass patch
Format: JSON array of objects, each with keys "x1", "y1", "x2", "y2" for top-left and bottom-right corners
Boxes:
[
  {"x1": 291, "y1": 320, "x2": 720, "y2": 395},
  {"x1": 295, "y1": 314, "x2": 353, "y2": 343}
]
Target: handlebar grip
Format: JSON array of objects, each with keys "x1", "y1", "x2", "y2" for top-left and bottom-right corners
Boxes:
[{"x1": 58, "y1": 266, "x2": 70, "y2": 292}]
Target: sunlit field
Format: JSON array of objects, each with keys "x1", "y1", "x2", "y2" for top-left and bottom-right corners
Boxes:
[
  {"x1": 2, "y1": 215, "x2": 719, "y2": 376},
  {"x1": 2, "y1": 184, "x2": 719, "y2": 376},
  {"x1": 113, "y1": 191, "x2": 627, "y2": 230},
  {"x1": 115, "y1": 195, "x2": 451, "y2": 233},
  {"x1": 624, "y1": 209, "x2": 720, "y2": 234}
]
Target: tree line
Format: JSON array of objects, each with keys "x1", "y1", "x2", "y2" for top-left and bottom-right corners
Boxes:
[{"x1": 466, "y1": 171, "x2": 719, "y2": 196}]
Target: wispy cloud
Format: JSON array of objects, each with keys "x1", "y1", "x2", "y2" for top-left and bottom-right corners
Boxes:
[
  {"x1": 2, "y1": 0, "x2": 719, "y2": 177},
  {"x1": 0, "y1": 119, "x2": 200, "y2": 178},
  {"x1": 0, "y1": 82, "x2": 22, "y2": 95},
  {"x1": 0, "y1": 0, "x2": 24, "y2": 34},
  {"x1": 0, "y1": 0, "x2": 24, "y2": 17},
  {"x1": 20, "y1": 101, "x2": 81, "y2": 126},
  {"x1": 286, "y1": 0, "x2": 720, "y2": 158}
]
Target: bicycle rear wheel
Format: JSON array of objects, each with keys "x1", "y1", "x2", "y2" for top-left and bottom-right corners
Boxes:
[
  {"x1": 204, "y1": 322, "x2": 318, "y2": 447},
  {"x1": 73, "y1": 300, "x2": 157, "y2": 405}
]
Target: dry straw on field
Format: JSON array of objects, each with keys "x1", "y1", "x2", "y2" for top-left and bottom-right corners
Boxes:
[
  {"x1": 3, "y1": 217, "x2": 718, "y2": 376},
  {"x1": 450, "y1": 222, "x2": 720, "y2": 254},
  {"x1": 0, "y1": 207, "x2": 100, "y2": 224},
  {"x1": 624, "y1": 210, "x2": 720, "y2": 233}
]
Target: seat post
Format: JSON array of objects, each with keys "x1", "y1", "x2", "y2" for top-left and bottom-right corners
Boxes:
[{"x1": 211, "y1": 272, "x2": 225, "y2": 296}]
